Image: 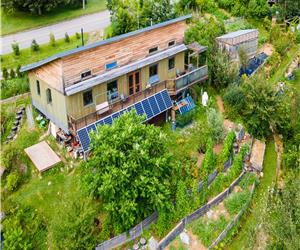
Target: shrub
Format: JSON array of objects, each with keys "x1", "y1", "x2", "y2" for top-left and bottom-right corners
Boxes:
[
  {"x1": 16, "y1": 65, "x2": 22, "y2": 78},
  {"x1": 2, "y1": 67, "x2": 9, "y2": 80},
  {"x1": 223, "y1": 84, "x2": 245, "y2": 116},
  {"x1": 31, "y1": 39, "x2": 39, "y2": 52},
  {"x1": 274, "y1": 36, "x2": 290, "y2": 55},
  {"x1": 75, "y1": 32, "x2": 81, "y2": 39},
  {"x1": 296, "y1": 32, "x2": 300, "y2": 44},
  {"x1": 201, "y1": 138, "x2": 215, "y2": 178},
  {"x1": 207, "y1": 108, "x2": 224, "y2": 143},
  {"x1": 176, "y1": 109, "x2": 196, "y2": 128},
  {"x1": 49, "y1": 33, "x2": 56, "y2": 47},
  {"x1": 64, "y1": 32, "x2": 70, "y2": 43},
  {"x1": 9, "y1": 69, "x2": 16, "y2": 79},
  {"x1": 0, "y1": 77, "x2": 29, "y2": 100},
  {"x1": 6, "y1": 172, "x2": 20, "y2": 191},
  {"x1": 224, "y1": 190, "x2": 250, "y2": 215},
  {"x1": 218, "y1": 131, "x2": 236, "y2": 169},
  {"x1": 11, "y1": 42, "x2": 20, "y2": 56}
]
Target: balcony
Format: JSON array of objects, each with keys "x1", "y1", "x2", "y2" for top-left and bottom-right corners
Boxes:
[
  {"x1": 68, "y1": 81, "x2": 167, "y2": 131},
  {"x1": 167, "y1": 65, "x2": 208, "y2": 95}
]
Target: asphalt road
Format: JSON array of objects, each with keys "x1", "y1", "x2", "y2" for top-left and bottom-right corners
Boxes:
[{"x1": 0, "y1": 10, "x2": 110, "y2": 55}]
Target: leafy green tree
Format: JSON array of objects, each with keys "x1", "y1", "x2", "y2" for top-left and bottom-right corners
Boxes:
[
  {"x1": 278, "y1": 0, "x2": 300, "y2": 18},
  {"x1": 50, "y1": 197, "x2": 98, "y2": 249},
  {"x1": 247, "y1": 0, "x2": 270, "y2": 18},
  {"x1": 49, "y1": 32, "x2": 56, "y2": 47},
  {"x1": 2, "y1": 67, "x2": 9, "y2": 80},
  {"x1": 238, "y1": 47, "x2": 249, "y2": 71},
  {"x1": 207, "y1": 108, "x2": 225, "y2": 143},
  {"x1": 64, "y1": 32, "x2": 70, "y2": 43},
  {"x1": 240, "y1": 76, "x2": 292, "y2": 138},
  {"x1": 82, "y1": 111, "x2": 175, "y2": 232},
  {"x1": 11, "y1": 42, "x2": 20, "y2": 56},
  {"x1": 31, "y1": 39, "x2": 39, "y2": 52},
  {"x1": 9, "y1": 68, "x2": 16, "y2": 78},
  {"x1": 175, "y1": 180, "x2": 190, "y2": 220}
]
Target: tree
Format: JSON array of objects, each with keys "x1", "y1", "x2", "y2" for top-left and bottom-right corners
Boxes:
[
  {"x1": 10, "y1": 68, "x2": 16, "y2": 78},
  {"x1": 175, "y1": 180, "x2": 190, "y2": 220},
  {"x1": 64, "y1": 32, "x2": 70, "y2": 43},
  {"x1": 2, "y1": 67, "x2": 9, "y2": 79},
  {"x1": 247, "y1": 0, "x2": 270, "y2": 18},
  {"x1": 49, "y1": 32, "x2": 56, "y2": 47},
  {"x1": 240, "y1": 76, "x2": 292, "y2": 138},
  {"x1": 50, "y1": 197, "x2": 98, "y2": 249},
  {"x1": 81, "y1": 111, "x2": 175, "y2": 232},
  {"x1": 11, "y1": 42, "x2": 20, "y2": 56},
  {"x1": 31, "y1": 39, "x2": 39, "y2": 52},
  {"x1": 238, "y1": 47, "x2": 249, "y2": 71},
  {"x1": 278, "y1": 0, "x2": 300, "y2": 18},
  {"x1": 207, "y1": 108, "x2": 225, "y2": 143}
]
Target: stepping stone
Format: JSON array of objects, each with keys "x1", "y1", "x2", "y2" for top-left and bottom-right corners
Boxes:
[
  {"x1": 180, "y1": 231, "x2": 190, "y2": 245},
  {"x1": 148, "y1": 237, "x2": 158, "y2": 250},
  {"x1": 139, "y1": 238, "x2": 146, "y2": 245}
]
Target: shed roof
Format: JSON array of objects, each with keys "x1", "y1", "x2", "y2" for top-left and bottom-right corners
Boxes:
[
  {"x1": 187, "y1": 42, "x2": 207, "y2": 53},
  {"x1": 217, "y1": 29, "x2": 258, "y2": 39},
  {"x1": 65, "y1": 43, "x2": 187, "y2": 96},
  {"x1": 20, "y1": 14, "x2": 192, "y2": 72},
  {"x1": 24, "y1": 141, "x2": 61, "y2": 172}
]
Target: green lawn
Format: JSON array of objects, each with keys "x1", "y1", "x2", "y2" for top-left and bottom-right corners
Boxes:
[
  {"x1": 1, "y1": 33, "x2": 88, "y2": 69},
  {"x1": 226, "y1": 140, "x2": 277, "y2": 250},
  {"x1": 1, "y1": 0, "x2": 107, "y2": 35}
]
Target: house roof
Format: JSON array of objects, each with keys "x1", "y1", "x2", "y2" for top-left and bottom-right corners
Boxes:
[
  {"x1": 217, "y1": 29, "x2": 258, "y2": 40},
  {"x1": 65, "y1": 44, "x2": 188, "y2": 96},
  {"x1": 20, "y1": 14, "x2": 192, "y2": 72}
]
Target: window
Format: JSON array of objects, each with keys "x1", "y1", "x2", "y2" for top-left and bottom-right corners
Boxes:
[
  {"x1": 149, "y1": 64, "x2": 158, "y2": 77},
  {"x1": 36, "y1": 80, "x2": 40, "y2": 95},
  {"x1": 149, "y1": 47, "x2": 158, "y2": 54},
  {"x1": 106, "y1": 61, "x2": 118, "y2": 71},
  {"x1": 168, "y1": 57, "x2": 175, "y2": 70},
  {"x1": 107, "y1": 80, "x2": 118, "y2": 101},
  {"x1": 128, "y1": 71, "x2": 140, "y2": 95},
  {"x1": 46, "y1": 88, "x2": 52, "y2": 104},
  {"x1": 168, "y1": 40, "x2": 176, "y2": 47},
  {"x1": 83, "y1": 89, "x2": 93, "y2": 106},
  {"x1": 81, "y1": 70, "x2": 91, "y2": 79}
]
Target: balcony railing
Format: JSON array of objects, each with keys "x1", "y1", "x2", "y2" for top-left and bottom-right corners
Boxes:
[
  {"x1": 168, "y1": 65, "x2": 208, "y2": 95},
  {"x1": 68, "y1": 81, "x2": 167, "y2": 130}
]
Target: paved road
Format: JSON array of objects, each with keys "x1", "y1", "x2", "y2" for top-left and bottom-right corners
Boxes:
[{"x1": 0, "y1": 10, "x2": 110, "y2": 55}]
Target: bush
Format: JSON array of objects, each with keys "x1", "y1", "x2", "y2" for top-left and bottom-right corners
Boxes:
[
  {"x1": 0, "y1": 77, "x2": 29, "y2": 100},
  {"x1": 218, "y1": 131, "x2": 236, "y2": 169},
  {"x1": 296, "y1": 32, "x2": 300, "y2": 44},
  {"x1": 6, "y1": 172, "x2": 20, "y2": 191},
  {"x1": 207, "y1": 108, "x2": 224, "y2": 143},
  {"x1": 11, "y1": 42, "x2": 20, "y2": 56},
  {"x1": 201, "y1": 138, "x2": 215, "y2": 178},
  {"x1": 75, "y1": 32, "x2": 81, "y2": 39},
  {"x1": 176, "y1": 109, "x2": 196, "y2": 128},
  {"x1": 64, "y1": 32, "x2": 70, "y2": 43},
  {"x1": 224, "y1": 190, "x2": 250, "y2": 215},
  {"x1": 2, "y1": 67, "x2": 9, "y2": 80},
  {"x1": 16, "y1": 65, "x2": 22, "y2": 78},
  {"x1": 49, "y1": 33, "x2": 56, "y2": 47},
  {"x1": 31, "y1": 39, "x2": 40, "y2": 52},
  {"x1": 274, "y1": 36, "x2": 290, "y2": 55},
  {"x1": 223, "y1": 84, "x2": 245, "y2": 116},
  {"x1": 9, "y1": 69, "x2": 16, "y2": 79}
]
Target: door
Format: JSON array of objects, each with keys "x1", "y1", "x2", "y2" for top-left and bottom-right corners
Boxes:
[{"x1": 128, "y1": 71, "x2": 140, "y2": 95}]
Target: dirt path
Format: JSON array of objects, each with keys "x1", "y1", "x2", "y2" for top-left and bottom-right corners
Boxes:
[
  {"x1": 273, "y1": 133, "x2": 284, "y2": 185},
  {"x1": 216, "y1": 95, "x2": 225, "y2": 113}
]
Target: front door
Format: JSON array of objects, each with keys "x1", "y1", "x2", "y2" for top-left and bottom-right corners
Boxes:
[{"x1": 128, "y1": 71, "x2": 140, "y2": 95}]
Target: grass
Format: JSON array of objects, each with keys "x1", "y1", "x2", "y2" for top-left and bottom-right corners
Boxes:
[
  {"x1": 224, "y1": 190, "x2": 250, "y2": 216},
  {"x1": 226, "y1": 140, "x2": 277, "y2": 250},
  {"x1": 1, "y1": 0, "x2": 107, "y2": 35},
  {"x1": 268, "y1": 45, "x2": 300, "y2": 84},
  {"x1": 1, "y1": 33, "x2": 88, "y2": 69}
]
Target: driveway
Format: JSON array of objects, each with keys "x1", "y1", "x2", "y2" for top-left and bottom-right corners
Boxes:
[{"x1": 0, "y1": 10, "x2": 110, "y2": 55}]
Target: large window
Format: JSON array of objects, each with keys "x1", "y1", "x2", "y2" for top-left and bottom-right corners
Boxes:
[
  {"x1": 168, "y1": 57, "x2": 175, "y2": 70},
  {"x1": 149, "y1": 64, "x2": 158, "y2": 77},
  {"x1": 107, "y1": 80, "x2": 118, "y2": 101},
  {"x1": 128, "y1": 71, "x2": 140, "y2": 95},
  {"x1": 46, "y1": 88, "x2": 52, "y2": 104},
  {"x1": 36, "y1": 80, "x2": 40, "y2": 95},
  {"x1": 83, "y1": 89, "x2": 93, "y2": 106}
]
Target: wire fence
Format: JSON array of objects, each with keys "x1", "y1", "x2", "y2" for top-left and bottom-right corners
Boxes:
[
  {"x1": 157, "y1": 171, "x2": 246, "y2": 250},
  {"x1": 208, "y1": 182, "x2": 257, "y2": 249}
]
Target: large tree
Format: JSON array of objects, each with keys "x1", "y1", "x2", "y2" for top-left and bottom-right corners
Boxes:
[{"x1": 81, "y1": 111, "x2": 175, "y2": 232}]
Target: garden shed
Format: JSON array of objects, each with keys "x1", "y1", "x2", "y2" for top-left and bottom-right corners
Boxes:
[{"x1": 216, "y1": 29, "x2": 259, "y2": 60}]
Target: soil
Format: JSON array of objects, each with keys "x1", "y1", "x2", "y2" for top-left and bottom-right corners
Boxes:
[
  {"x1": 210, "y1": 202, "x2": 230, "y2": 221},
  {"x1": 259, "y1": 43, "x2": 274, "y2": 56},
  {"x1": 233, "y1": 185, "x2": 243, "y2": 193},
  {"x1": 187, "y1": 229, "x2": 207, "y2": 250},
  {"x1": 254, "y1": 226, "x2": 268, "y2": 250},
  {"x1": 197, "y1": 153, "x2": 205, "y2": 168},
  {"x1": 213, "y1": 143, "x2": 222, "y2": 154},
  {"x1": 216, "y1": 95, "x2": 225, "y2": 113},
  {"x1": 223, "y1": 119, "x2": 238, "y2": 131}
]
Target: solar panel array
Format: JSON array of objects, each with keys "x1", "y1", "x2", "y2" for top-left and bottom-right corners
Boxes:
[
  {"x1": 177, "y1": 96, "x2": 196, "y2": 115},
  {"x1": 77, "y1": 89, "x2": 173, "y2": 152}
]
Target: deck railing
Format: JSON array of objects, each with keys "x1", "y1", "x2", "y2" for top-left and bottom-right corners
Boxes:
[{"x1": 168, "y1": 65, "x2": 208, "y2": 95}]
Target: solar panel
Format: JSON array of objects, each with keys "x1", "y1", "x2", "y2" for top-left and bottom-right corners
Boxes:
[
  {"x1": 141, "y1": 99, "x2": 154, "y2": 119},
  {"x1": 134, "y1": 102, "x2": 145, "y2": 116},
  {"x1": 112, "y1": 112, "x2": 121, "y2": 120},
  {"x1": 103, "y1": 116, "x2": 113, "y2": 125},
  {"x1": 77, "y1": 128, "x2": 90, "y2": 152},
  {"x1": 86, "y1": 124, "x2": 97, "y2": 133},
  {"x1": 148, "y1": 96, "x2": 160, "y2": 115},
  {"x1": 161, "y1": 89, "x2": 173, "y2": 108},
  {"x1": 77, "y1": 89, "x2": 173, "y2": 152},
  {"x1": 178, "y1": 96, "x2": 196, "y2": 115},
  {"x1": 155, "y1": 92, "x2": 167, "y2": 111}
]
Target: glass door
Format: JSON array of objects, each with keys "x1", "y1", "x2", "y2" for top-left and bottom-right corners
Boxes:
[{"x1": 128, "y1": 71, "x2": 140, "y2": 95}]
